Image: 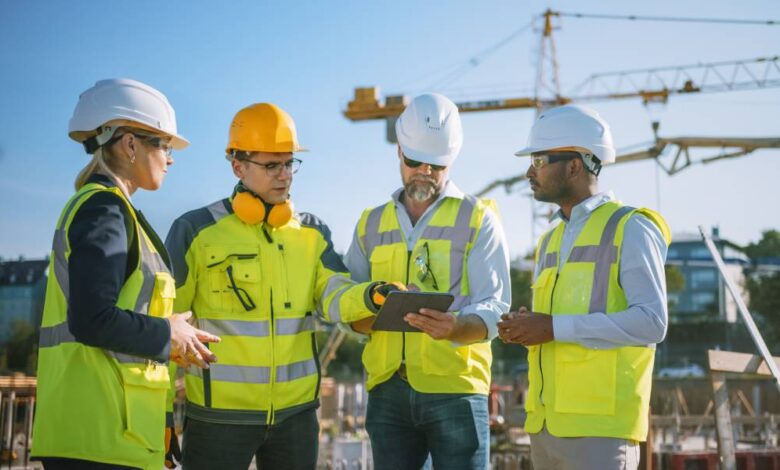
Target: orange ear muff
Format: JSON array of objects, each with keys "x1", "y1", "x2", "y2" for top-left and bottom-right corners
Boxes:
[
  {"x1": 232, "y1": 191, "x2": 266, "y2": 225},
  {"x1": 266, "y1": 200, "x2": 294, "y2": 228},
  {"x1": 232, "y1": 191, "x2": 293, "y2": 227}
]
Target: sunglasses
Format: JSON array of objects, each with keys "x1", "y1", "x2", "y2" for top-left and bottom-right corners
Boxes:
[
  {"x1": 403, "y1": 155, "x2": 447, "y2": 172},
  {"x1": 414, "y1": 242, "x2": 439, "y2": 290}
]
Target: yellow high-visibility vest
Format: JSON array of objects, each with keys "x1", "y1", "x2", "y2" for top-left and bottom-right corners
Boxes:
[
  {"x1": 32, "y1": 183, "x2": 175, "y2": 469},
  {"x1": 524, "y1": 201, "x2": 671, "y2": 441},
  {"x1": 167, "y1": 201, "x2": 375, "y2": 425},
  {"x1": 357, "y1": 195, "x2": 496, "y2": 394}
]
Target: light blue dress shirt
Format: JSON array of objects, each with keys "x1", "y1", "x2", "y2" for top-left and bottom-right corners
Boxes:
[
  {"x1": 540, "y1": 192, "x2": 669, "y2": 350},
  {"x1": 345, "y1": 180, "x2": 511, "y2": 340}
]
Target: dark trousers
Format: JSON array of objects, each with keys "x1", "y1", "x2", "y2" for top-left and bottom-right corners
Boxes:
[
  {"x1": 40, "y1": 458, "x2": 139, "y2": 470},
  {"x1": 182, "y1": 408, "x2": 319, "y2": 470}
]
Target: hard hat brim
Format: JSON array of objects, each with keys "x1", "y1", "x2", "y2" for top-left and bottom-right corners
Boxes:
[{"x1": 399, "y1": 142, "x2": 456, "y2": 167}]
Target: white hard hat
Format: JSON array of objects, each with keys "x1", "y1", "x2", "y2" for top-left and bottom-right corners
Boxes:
[
  {"x1": 395, "y1": 93, "x2": 463, "y2": 167},
  {"x1": 515, "y1": 104, "x2": 615, "y2": 165},
  {"x1": 68, "y1": 78, "x2": 189, "y2": 154}
]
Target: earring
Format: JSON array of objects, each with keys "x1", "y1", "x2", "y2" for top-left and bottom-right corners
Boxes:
[{"x1": 129, "y1": 152, "x2": 136, "y2": 164}]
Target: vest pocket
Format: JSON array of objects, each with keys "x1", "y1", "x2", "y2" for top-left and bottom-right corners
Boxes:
[
  {"x1": 204, "y1": 245, "x2": 260, "y2": 313},
  {"x1": 531, "y1": 269, "x2": 556, "y2": 313},
  {"x1": 420, "y1": 337, "x2": 472, "y2": 376},
  {"x1": 553, "y1": 346, "x2": 616, "y2": 415},
  {"x1": 149, "y1": 272, "x2": 176, "y2": 318},
  {"x1": 119, "y1": 365, "x2": 170, "y2": 451}
]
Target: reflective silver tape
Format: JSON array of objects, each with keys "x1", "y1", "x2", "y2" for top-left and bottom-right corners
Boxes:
[
  {"x1": 207, "y1": 200, "x2": 230, "y2": 223},
  {"x1": 276, "y1": 358, "x2": 318, "y2": 382},
  {"x1": 52, "y1": 230, "x2": 70, "y2": 302},
  {"x1": 322, "y1": 274, "x2": 354, "y2": 300},
  {"x1": 275, "y1": 316, "x2": 314, "y2": 336},
  {"x1": 536, "y1": 228, "x2": 557, "y2": 273},
  {"x1": 111, "y1": 352, "x2": 147, "y2": 364},
  {"x1": 588, "y1": 206, "x2": 635, "y2": 314},
  {"x1": 198, "y1": 318, "x2": 270, "y2": 338},
  {"x1": 38, "y1": 322, "x2": 75, "y2": 348},
  {"x1": 194, "y1": 364, "x2": 272, "y2": 384}
]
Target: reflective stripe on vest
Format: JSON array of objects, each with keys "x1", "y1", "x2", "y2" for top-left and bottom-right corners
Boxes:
[
  {"x1": 362, "y1": 196, "x2": 477, "y2": 311},
  {"x1": 189, "y1": 357, "x2": 318, "y2": 384},
  {"x1": 536, "y1": 206, "x2": 633, "y2": 314}
]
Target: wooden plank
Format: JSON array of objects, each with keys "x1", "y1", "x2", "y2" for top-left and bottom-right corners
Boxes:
[
  {"x1": 711, "y1": 370, "x2": 736, "y2": 470},
  {"x1": 707, "y1": 350, "x2": 780, "y2": 375}
]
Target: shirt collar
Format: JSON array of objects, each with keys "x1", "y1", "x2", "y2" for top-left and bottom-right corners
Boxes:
[{"x1": 552, "y1": 191, "x2": 615, "y2": 224}]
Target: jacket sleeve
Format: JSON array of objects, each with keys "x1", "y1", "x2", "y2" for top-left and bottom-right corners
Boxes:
[
  {"x1": 67, "y1": 191, "x2": 171, "y2": 362},
  {"x1": 300, "y1": 213, "x2": 377, "y2": 324}
]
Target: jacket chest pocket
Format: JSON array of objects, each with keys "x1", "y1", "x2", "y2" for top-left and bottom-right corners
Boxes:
[{"x1": 204, "y1": 245, "x2": 261, "y2": 314}]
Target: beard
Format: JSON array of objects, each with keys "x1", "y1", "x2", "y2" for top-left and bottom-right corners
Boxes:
[{"x1": 405, "y1": 176, "x2": 439, "y2": 202}]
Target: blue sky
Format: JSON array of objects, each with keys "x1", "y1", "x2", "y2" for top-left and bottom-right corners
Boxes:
[{"x1": 1, "y1": 0, "x2": 779, "y2": 260}]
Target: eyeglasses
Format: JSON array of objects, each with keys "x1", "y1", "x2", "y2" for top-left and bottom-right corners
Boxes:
[
  {"x1": 414, "y1": 242, "x2": 439, "y2": 290},
  {"x1": 104, "y1": 130, "x2": 174, "y2": 156},
  {"x1": 242, "y1": 158, "x2": 302, "y2": 176},
  {"x1": 403, "y1": 155, "x2": 447, "y2": 172},
  {"x1": 530, "y1": 151, "x2": 582, "y2": 169},
  {"x1": 135, "y1": 134, "x2": 173, "y2": 156}
]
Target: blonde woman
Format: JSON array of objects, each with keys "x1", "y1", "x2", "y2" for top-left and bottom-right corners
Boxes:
[{"x1": 31, "y1": 79, "x2": 220, "y2": 470}]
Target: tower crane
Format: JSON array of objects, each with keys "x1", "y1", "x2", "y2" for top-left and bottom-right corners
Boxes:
[{"x1": 324, "y1": 10, "x2": 780, "y2": 375}]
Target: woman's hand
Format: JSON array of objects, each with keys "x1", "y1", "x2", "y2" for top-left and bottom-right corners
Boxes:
[{"x1": 168, "y1": 312, "x2": 220, "y2": 369}]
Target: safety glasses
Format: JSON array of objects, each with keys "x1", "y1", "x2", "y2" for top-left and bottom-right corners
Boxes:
[
  {"x1": 530, "y1": 151, "x2": 582, "y2": 169},
  {"x1": 414, "y1": 242, "x2": 439, "y2": 290},
  {"x1": 403, "y1": 155, "x2": 447, "y2": 172},
  {"x1": 243, "y1": 158, "x2": 302, "y2": 177}
]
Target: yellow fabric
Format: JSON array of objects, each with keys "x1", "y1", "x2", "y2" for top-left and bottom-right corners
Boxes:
[
  {"x1": 524, "y1": 201, "x2": 670, "y2": 441},
  {"x1": 173, "y1": 208, "x2": 374, "y2": 423},
  {"x1": 357, "y1": 197, "x2": 493, "y2": 394},
  {"x1": 32, "y1": 183, "x2": 173, "y2": 469}
]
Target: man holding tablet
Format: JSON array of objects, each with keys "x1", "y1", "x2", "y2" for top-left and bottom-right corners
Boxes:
[{"x1": 344, "y1": 93, "x2": 511, "y2": 470}]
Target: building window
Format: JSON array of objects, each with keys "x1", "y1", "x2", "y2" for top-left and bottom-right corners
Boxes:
[
  {"x1": 691, "y1": 292, "x2": 717, "y2": 313},
  {"x1": 690, "y1": 268, "x2": 717, "y2": 289},
  {"x1": 690, "y1": 247, "x2": 712, "y2": 259}
]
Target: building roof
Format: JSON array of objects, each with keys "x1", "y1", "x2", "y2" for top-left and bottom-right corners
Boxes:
[{"x1": 0, "y1": 259, "x2": 48, "y2": 286}]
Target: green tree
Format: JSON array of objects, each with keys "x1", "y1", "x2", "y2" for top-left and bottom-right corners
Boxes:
[
  {"x1": 665, "y1": 265, "x2": 685, "y2": 293},
  {"x1": 5, "y1": 320, "x2": 37, "y2": 374},
  {"x1": 744, "y1": 230, "x2": 780, "y2": 260},
  {"x1": 744, "y1": 230, "x2": 780, "y2": 353}
]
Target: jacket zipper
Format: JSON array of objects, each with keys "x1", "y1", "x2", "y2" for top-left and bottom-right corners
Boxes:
[
  {"x1": 402, "y1": 250, "x2": 412, "y2": 362},
  {"x1": 539, "y1": 271, "x2": 559, "y2": 410}
]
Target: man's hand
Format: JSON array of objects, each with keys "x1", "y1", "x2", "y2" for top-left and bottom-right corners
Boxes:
[
  {"x1": 369, "y1": 281, "x2": 407, "y2": 310},
  {"x1": 404, "y1": 308, "x2": 456, "y2": 340},
  {"x1": 497, "y1": 307, "x2": 554, "y2": 346}
]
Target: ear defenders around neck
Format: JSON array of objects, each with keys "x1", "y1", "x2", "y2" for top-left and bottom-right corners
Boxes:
[{"x1": 231, "y1": 185, "x2": 294, "y2": 227}]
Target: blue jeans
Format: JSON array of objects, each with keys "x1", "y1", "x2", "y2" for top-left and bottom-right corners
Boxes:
[
  {"x1": 181, "y1": 408, "x2": 319, "y2": 470},
  {"x1": 366, "y1": 374, "x2": 489, "y2": 470}
]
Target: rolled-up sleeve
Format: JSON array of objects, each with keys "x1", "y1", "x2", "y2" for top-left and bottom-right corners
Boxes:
[{"x1": 459, "y1": 208, "x2": 511, "y2": 340}]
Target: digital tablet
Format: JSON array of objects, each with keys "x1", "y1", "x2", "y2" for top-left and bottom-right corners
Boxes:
[{"x1": 372, "y1": 291, "x2": 455, "y2": 333}]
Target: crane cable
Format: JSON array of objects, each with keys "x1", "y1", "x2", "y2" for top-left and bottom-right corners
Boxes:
[{"x1": 559, "y1": 12, "x2": 778, "y2": 26}]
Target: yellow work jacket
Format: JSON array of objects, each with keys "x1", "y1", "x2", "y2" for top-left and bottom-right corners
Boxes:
[
  {"x1": 524, "y1": 201, "x2": 671, "y2": 441},
  {"x1": 32, "y1": 183, "x2": 175, "y2": 469},
  {"x1": 166, "y1": 198, "x2": 375, "y2": 425},
  {"x1": 356, "y1": 195, "x2": 494, "y2": 394}
]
